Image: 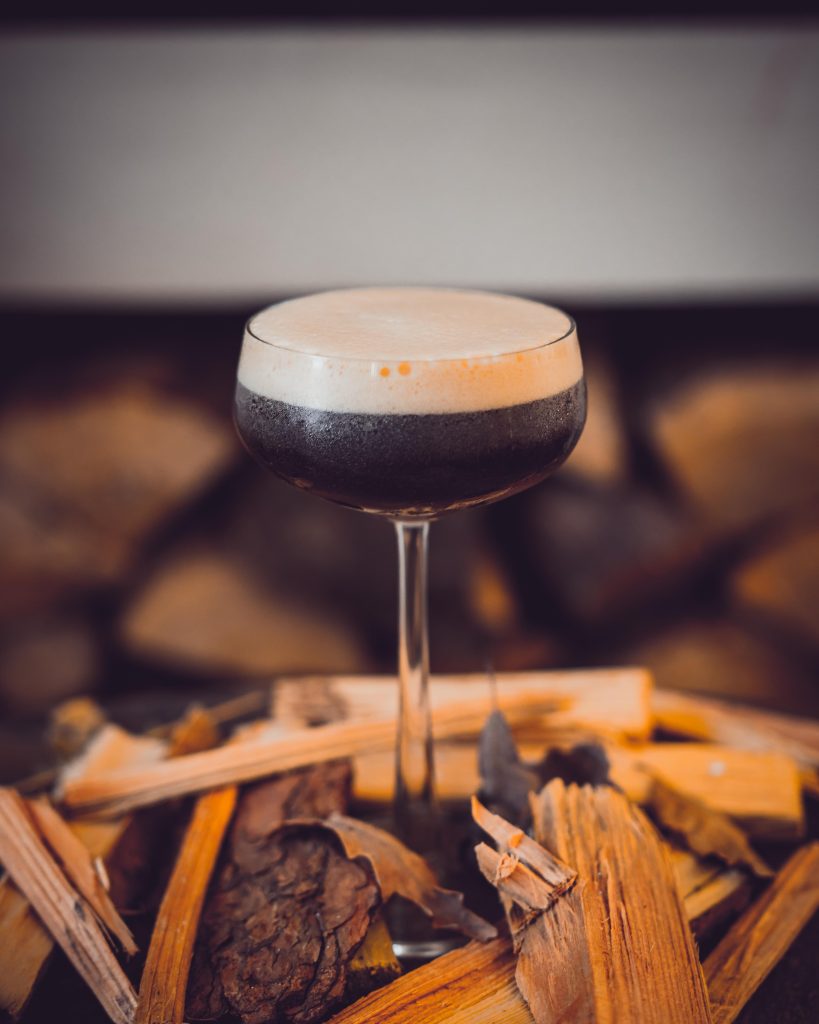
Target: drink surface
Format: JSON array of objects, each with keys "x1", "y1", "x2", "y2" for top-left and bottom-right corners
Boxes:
[
  {"x1": 238, "y1": 288, "x2": 582, "y2": 416},
  {"x1": 235, "y1": 288, "x2": 585, "y2": 516},
  {"x1": 235, "y1": 381, "x2": 586, "y2": 517}
]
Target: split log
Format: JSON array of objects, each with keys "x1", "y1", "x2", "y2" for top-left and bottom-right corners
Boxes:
[
  {"x1": 0, "y1": 882, "x2": 53, "y2": 1019},
  {"x1": 652, "y1": 688, "x2": 819, "y2": 772},
  {"x1": 0, "y1": 788, "x2": 137, "y2": 1024},
  {"x1": 274, "y1": 667, "x2": 653, "y2": 741},
  {"x1": 59, "y1": 691, "x2": 564, "y2": 818},
  {"x1": 517, "y1": 781, "x2": 711, "y2": 1022},
  {"x1": 704, "y1": 842, "x2": 819, "y2": 1024},
  {"x1": 136, "y1": 786, "x2": 237, "y2": 1024},
  {"x1": 186, "y1": 762, "x2": 381, "y2": 1024}
]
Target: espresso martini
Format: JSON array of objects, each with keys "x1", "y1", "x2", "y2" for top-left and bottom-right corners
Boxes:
[{"x1": 235, "y1": 288, "x2": 586, "y2": 517}]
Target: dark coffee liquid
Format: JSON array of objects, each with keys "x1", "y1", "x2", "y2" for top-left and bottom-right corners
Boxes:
[{"x1": 235, "y1": 380, "x2": 586, "y2": 517}]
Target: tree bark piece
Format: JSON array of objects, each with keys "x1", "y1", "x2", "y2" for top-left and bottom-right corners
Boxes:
[
  {"x1": 0, "y1": 788, "x2": 137, "y2": 1024},
  {"x1": 136, "y1": 785, "x2": 236, "y2": 1024},
  {"x1": 27, "y1": 796, "x2": 138, "y2": 954},
  {"x1": 59, "y1": 691, "x2": 562, "y2": 818},
  {"x1": 704, "y1": 842, "x2": 819, "y2": 1024},
  {"x1": 186, "y1": 762, "x2": 383, "y2": 1024},
  {"x1": 274, "y1": 667, "x2": 653, "y2": 741},
  {"x1": 525, "y1": 780, "x2": 712, "y2": 1023},
  {"x1": 652, "y1": 688, "x2": 819, "y2": 772},
  {"x1": 318, "y1": 812, "x2": 497, "y2": 941}
]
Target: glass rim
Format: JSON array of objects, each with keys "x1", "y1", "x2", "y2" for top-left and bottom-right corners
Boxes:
[{"x1": 243, "y1": 292, "x2": 577, "y2": 365}]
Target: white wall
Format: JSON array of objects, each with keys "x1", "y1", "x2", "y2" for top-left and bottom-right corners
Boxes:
[{"x1": 1, "y1": 25, "x2": 818, "y2": 304}]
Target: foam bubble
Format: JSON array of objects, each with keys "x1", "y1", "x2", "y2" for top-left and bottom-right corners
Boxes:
[{"x1": 238, "y1": 287, "x2": 582, "y2": 414}]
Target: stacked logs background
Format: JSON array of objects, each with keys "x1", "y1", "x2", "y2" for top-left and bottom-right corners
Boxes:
[
  {"x1": 1, "y1": 303, "x2": 816, "y2": 780},
  {"x1": 1, "y1": 306, "x2": 818, "y2": 763}
]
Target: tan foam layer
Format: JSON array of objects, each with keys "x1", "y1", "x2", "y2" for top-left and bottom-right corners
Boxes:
[{"x1": 238, "y1": 287, "x2": 582, "y2": 414}]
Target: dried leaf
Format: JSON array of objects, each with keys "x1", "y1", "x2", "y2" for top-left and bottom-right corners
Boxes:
[
  {"x1": 648, "y1": 775, "x2": 773, "y2": 878},
  {"x1": 478, "y1": 709, "x2": 539, "y2": 827},
  {"x1": 317, "y1": 813, "x2": 497, "y2": 942}
]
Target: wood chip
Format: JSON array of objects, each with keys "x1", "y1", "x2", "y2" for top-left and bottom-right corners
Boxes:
[
  {"x1": 524, "y1": 780, "x2": 712, "y2": 1023},
  {"x1": 647, "y1": 776, "x2": 773, "y2": 877},
  {"x1": 136, "y1": 785, "x2": 236, "y2": 1024},
  {"x1": 471, "y1": 797, "x2": 576, "y2": 898},
  {"x1": 319, "y1": 812, "x2": 497, "y2": 942},
  {"x1": 607, "y1": 741, "x2": 804, "y2": 840},
  {"x1": 0, "y1": 788, "x2": 137, "y2": 1024},
  {"x1": 27, "y1": 796, "x2": 138, "y2": 955},
  {"x1": 704, "y1": 842, "x2": 819, "y2": 1024}
]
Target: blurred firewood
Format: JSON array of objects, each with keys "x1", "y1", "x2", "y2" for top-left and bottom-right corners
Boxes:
[{"x1": 652, "y1": 688, "x2": 819, "y2": 773}]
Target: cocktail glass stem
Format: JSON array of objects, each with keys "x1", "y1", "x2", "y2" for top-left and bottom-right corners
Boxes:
[{"x1": 393, "y1": 519, "x2": 436, "y2": 843}]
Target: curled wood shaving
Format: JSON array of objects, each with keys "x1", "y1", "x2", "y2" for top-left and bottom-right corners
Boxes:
[{"x1": 471, "y1": 796, "x2": 577, "y2": 893}]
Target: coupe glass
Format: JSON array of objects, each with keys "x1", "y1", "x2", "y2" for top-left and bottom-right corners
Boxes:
[{"x1": 234, "y1": 287, "x2": 585, "y2": 843}]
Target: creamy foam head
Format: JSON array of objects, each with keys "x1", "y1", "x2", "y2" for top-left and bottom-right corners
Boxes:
[{"x1": 238, "y1": 287, "x2": 582, "y2": 414}]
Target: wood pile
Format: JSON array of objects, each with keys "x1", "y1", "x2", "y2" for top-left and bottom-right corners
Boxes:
[{"x1": 2, "y1": 666, "x2": 819, "y2": 1023}]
